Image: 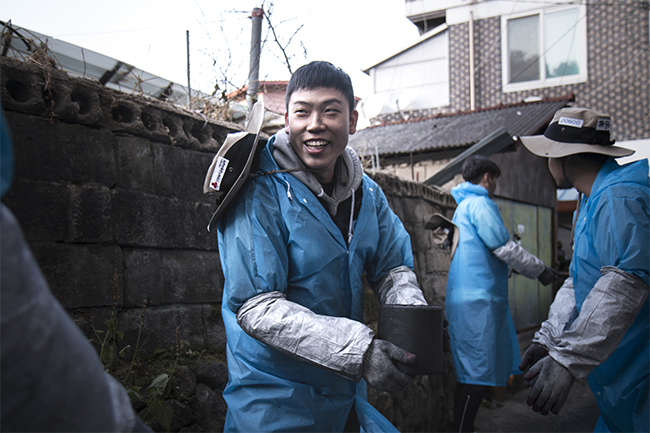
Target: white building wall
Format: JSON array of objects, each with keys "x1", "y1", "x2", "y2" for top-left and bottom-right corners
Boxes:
[{"x1": 359, "y1": 29, "x2": 449, "y2": 119}]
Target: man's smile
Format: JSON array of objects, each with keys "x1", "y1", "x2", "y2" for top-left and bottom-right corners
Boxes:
[{"x1": 304, "y1": 139, "x2": 329, "y2": 151}]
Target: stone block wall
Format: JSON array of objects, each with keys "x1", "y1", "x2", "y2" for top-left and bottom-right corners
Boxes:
[{"x1": 1, "y1": 57, "x2": 456, "y2": 431}]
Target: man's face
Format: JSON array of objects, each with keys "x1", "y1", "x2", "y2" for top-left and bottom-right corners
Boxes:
[
  {"x1": 284, "y1": 87, "x2": 358, "y2": 184},
  {"x1": 548, "y1": 158, "x2": 571, "y2": 188}
]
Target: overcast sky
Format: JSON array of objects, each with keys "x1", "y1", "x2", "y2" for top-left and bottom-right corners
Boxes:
[{"x1": 1, "y1": 0, "x2": 420, "y2": 99}]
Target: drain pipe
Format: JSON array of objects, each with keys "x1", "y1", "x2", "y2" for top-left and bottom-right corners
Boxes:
[{"x1": 469, "y1": 10, "x2": 475, "y2": 111}]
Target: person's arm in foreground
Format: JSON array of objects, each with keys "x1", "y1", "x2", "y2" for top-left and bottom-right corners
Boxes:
[{"x1": 1, "y1": 205, "x2": 151, "y2": 432}]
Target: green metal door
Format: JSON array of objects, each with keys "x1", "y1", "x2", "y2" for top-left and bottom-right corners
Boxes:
[{"x1": 494, "y1": 198, "x2": 554, "y2": 332}]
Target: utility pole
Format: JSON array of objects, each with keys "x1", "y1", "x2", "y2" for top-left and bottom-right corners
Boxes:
[
  {"x1": 247, "y1": 7, "x2": 263, "y2": 116},
  {"x1": 186, "y1": 30, "x2": 191, "y2": 108}
]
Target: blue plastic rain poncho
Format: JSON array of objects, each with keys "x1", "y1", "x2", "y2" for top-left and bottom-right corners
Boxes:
[
  {"x1": 217, "y1": 136, "x2": 415, "y2": 432},
  {"x1": 569, "y1": 158, "x2": 649, "y2": 432},
  {"x1": 446, "y1": 182, "x2": 521, "y2": 386}
]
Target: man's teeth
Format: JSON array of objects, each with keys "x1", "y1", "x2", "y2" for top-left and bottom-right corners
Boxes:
[{"x1": 305, "y1": 140, "x2": 328, "y2": 149}]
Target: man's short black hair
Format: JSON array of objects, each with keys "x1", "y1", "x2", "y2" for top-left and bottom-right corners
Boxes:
[
  {"x1": 462, "y1": 155, "x2": 501, "y2": 184},
  {"x1": 285, "y1": 61, "x2": 355, "y2": 112}
]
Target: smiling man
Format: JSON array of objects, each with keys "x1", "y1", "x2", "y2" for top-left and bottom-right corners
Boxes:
[{"x1": 215, "y1": 61, "x2": 428, "y2": 432}]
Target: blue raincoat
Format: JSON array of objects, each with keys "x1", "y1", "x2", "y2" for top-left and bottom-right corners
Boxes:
[
  {"x1": 569, "y1": 158, "x2": 649, "y2": 433},
  {"x1": 446, "y1": 182, "x2": 521, "y2": 386},
  {"x1": 217, "y1": 136, "x2": 413, "y2": 432}
]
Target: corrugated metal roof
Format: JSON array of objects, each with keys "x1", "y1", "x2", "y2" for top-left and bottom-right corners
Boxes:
[{"x1": 349, "y1": 97, "x2": 573, "y2": 157}]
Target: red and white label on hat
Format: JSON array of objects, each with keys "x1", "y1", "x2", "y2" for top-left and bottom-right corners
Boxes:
[
  {"x1": 596, "y1": 118, "x2": 611, "y2": 131},
  {"x1": 209, "y1": 156, "x2": 230, "y2": 191},
  {"x1": 558, "y1": 117, "x2": 584, "y2": 128}
]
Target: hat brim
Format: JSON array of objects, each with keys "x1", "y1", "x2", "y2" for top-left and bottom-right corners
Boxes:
[
  {"x1": 205, "y1": 134, "x2": 262, "y2": 232},
  {"x1": 425, "y1": 213, "x2": 459, "y2": 259},
  {"x1": 204, "y1": 101, "x2": 266, "y2": 232},
  {"x1": 520, "y1": 134, "x2": 635, "y2": 158}
]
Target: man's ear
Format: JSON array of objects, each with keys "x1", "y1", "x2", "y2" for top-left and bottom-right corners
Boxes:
[
  {"x1": 349, "y1": 109, "x2": 359, "y2": 135},
  {"x1": 284, "y1": 111, "x2": 289, "y2": 133}
]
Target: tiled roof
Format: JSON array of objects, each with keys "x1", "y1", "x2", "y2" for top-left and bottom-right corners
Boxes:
[{"x1": 349, "y1": 96, "x2": 573, "y2": 157}]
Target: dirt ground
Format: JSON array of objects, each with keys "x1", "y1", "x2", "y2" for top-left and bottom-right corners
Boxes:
[{"x1": 473, "y1": 378, "x2": 600, "y2": 433}]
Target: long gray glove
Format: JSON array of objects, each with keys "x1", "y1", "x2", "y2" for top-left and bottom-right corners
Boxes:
[
  {"x1": 533, "y1": 278, "x2": 578, "y2": 350},
  {"x1": 525, "y1": 356, "x2": 575, "y2": 415},
  {"x1": 237, "y1": 291, "x2": 374, "y2": 380},
  {"x1": 519, "y1": 343, "x2": 549, "y2": 372},
  {"x1": 546, "y1": 267, "x2": 649, "y2": 380},
  {"x1": 362, "y1": 339, "x2": 417, "y2": 393},
  {"x1": 372, "y1": 266, "x2": 428, "y2": 306},
  {"x1": 492, "y1": 239, "x2": 546, "y2": 279}
]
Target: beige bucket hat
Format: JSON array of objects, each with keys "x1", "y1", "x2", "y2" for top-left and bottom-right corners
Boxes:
[
  {"x1": 425, "y1": 213, "x2": 459, "y2": 259},
  {"x1": 203, "y1": 101, "x2": 265, "y2": 232},
  {"x1": 520, "y1": 107, "x2": 634, "y2": 158}
]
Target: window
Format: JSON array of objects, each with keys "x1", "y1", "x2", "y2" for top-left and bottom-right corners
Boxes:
[{"x1": 502, "y1": 6, "x2": 587, "y2": 92}]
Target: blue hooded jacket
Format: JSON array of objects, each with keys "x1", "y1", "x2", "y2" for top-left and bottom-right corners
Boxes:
[
  {"x1": 446, "y1": 182, "x2": 520, "y2": 386},
  {"x1": 217, "y1": 136, "x2": 413, "y2": 432},
  {"x1": 570, "y1": 158, "x2": 649, "y2": 433}
]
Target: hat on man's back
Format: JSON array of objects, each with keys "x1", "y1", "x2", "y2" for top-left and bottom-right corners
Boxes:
[
  {"x1": 520, "y1": 107, "x2": 635, "y2": 158},
  {"x1": 425, "y1": 213, "x2": 459, "y2": 259},
  {"x1": 203, "y1": 101, "x2": 265, "y2": 232}
]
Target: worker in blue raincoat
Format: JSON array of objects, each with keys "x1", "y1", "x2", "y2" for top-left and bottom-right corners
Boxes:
[
  {"x1": 211, "y1": 61, "x2": 428, "y2": 432},
  {"x1": 446, "y1": 155, "x2": 557, "y2": 432},
  {"x1": 520, "y1": 107, "x2": 649, "y2": 432}
]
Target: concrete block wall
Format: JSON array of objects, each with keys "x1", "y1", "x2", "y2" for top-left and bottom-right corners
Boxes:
[
  {"x1": 1, "y1": 57, "x2": 239, "y2": 354},
  {"x1": 1, "y1": 57, "x2": 457, "y2": 431}
]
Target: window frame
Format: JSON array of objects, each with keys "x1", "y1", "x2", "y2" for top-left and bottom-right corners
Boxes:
[{"x1": 501, "y1": 4, "x2": 588, "y2": 93}]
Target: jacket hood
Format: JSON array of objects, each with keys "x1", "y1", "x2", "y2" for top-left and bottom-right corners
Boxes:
[
  {"x1": 450, "y1": 181, "x2": 488, "y2": 205},
  {"x1": 593, "y1": 158, "x2": 650, "y2": 195},
  {"x1": 272, "y1": 129, "x2": 364, "y2": 216}
]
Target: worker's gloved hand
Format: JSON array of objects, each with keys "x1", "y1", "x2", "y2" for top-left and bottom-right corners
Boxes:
[
  {"x1": 538, "y1": 266, "x2": 558, "y2": 286},
  {"x1": 362, "y1": 339, "x2": 416, "y2": 393},
  {"x1": 519, "y1": 343, "x2": 548, "y2": 373},
  {"x1": 525, "y1": 356, "x2": 575, "y2": 416}
]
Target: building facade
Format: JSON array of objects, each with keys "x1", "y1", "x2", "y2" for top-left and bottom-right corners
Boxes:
[{"x1": 364, "y1": 0, "x2": 649, "y2": 142}]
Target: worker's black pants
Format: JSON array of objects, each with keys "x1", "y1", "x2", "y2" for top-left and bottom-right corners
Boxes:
[{"x1": 451, "y1": 381, "x2": 488, "y2": 432}]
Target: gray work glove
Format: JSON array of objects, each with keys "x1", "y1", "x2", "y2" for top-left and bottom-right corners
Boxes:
[
  {"x1": 538, "y1": 266, "x2": 558, "y2": 286},
  {"x1": 519, "y1": 343, "x2": 549, "y2": 372},
  {"x1": 524, "y1": 356, "x2": 575, "y2": 415},
  {"x1": 362, "y1": 339, "x2": 416, "y2": 393}
]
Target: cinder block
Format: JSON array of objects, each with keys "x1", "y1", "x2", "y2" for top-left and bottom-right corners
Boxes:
[
  {"x1": 115, "y1": 136, "x2": 155, "y2": 192},
  {"x1": 123, "y1": 248, "x2": 223, "y2": 307},
  {"x1": 425, "y1": 245, "x2": 452, "y2": 274},
  {"x1": 117, "y1": 304, "x2": 213, "y2": 353},
  {"x1": 67, "y1": 184, "x2": 113, "y2": 243},
  {"x1": 30, "y1": 242, "x2": 123, "y2": 309},
  {"x1": 2, "y1": 178, "x2": 68, "y2": 242},
  {"x1": 151, "y1": 143, "x2": 214, "y2": 201},
  {"x1": 112, "y1": 189, "x2": 215, "y2": 250},
  {"x1": 5, "y1": 112, "x2": 117, "y2": 186}
]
